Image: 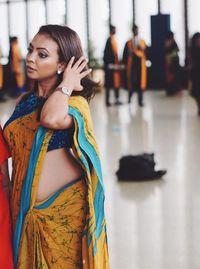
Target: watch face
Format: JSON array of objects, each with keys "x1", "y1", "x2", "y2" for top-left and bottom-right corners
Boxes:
[{"x1": 62, "y1": 87, "x2": 70, "y2": 95}]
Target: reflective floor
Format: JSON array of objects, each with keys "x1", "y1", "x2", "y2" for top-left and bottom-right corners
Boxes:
[{"x1": 1, "y1": 90, "x2": 200, "y2": 269}]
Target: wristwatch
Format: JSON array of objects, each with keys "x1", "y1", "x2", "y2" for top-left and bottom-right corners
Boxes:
[{"x1": 56, "y1": 86, "x2": 72, "y2": 97}]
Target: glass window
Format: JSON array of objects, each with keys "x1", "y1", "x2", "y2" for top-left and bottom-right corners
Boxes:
[
  {"x1": 162, "y1": 0, "x2": 185, "y2": 65},
  {"x1": 68, "y1": 0, "x2": 87, "y2": 56},
  {"x1": 111, "y1": 0, "x2": 133, "y2": 59},
  {"x1": 188, "y1": 0, "x2": 200, "y2": 39},
  {"x1": 135, "y1": 0, "x2": 157, "y2": 46},
  {"x1": 0, "y1": 3, "x2": 9, "y2": 57},
  {"x1": 28, "y1": 0, "x2": 46, "y2": 42},
  {"x1": 47, "y1": 0, "x2": 65, "y2": 24},
  {"x1": 89, "y1": 0, "x2": 108, "y2": 63},
  {"x1": 10, "y1": 1, "x2": 27, "y2": 57}
]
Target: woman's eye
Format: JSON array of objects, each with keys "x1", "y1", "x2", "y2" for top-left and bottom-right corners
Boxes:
[
  {"x1": 27, "y1": 47, "x2": 32, "y2": 53},
  {"x1": 39, "y1": 52, "x2": 48, "y2": 58}
]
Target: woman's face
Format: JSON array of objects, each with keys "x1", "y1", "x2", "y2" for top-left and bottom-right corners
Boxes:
[{"x1": 26, "y1": 34, "x2": 63, "y2": 81}]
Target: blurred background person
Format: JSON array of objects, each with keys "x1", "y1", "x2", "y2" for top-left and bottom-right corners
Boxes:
[
  {"x1": 189, "y1": 32, "x2": 200, "y2": 116},
  {"x1": 164, "y1": 31, "x2": 181, "y2": 96},
  {"x1": 103, "y1": 24, "x2": 121, "y2": 106},
  {"x1": 122, "y1": 24, "x2": 147, "y2": 106},
  {"x1": 8, "y1": 36, "x2": 25, "y2": 97}
]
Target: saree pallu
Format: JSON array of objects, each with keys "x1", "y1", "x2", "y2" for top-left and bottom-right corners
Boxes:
[{"x1": 3, "y1": 94, "x2": 109, "y2": 269}]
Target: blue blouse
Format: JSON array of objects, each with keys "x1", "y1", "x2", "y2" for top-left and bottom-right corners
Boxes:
[{"x1": 4, "y1": 93, "x2": 74, "y2": 151}]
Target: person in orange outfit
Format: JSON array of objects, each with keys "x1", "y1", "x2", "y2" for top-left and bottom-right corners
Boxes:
[
  {"x1": 103, "y1": 25, "x2": 121, "y2": 106},
  {"x1": 8, "y1": 36, "x2": 25, "y2": 96},
  {"x1": 123, "y1": 24, "x2": 147, "y2": 106},
  {"x1": 0, "y1": 126, "x2": 14, "y2": 269}
]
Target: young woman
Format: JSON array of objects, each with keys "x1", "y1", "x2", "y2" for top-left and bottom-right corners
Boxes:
[
  {"x1": 3, "y1": 25, "x2": 109, "y2": 269},
  {"x1": 0, "y1": 126, "x2": 14, "y2": 269}
]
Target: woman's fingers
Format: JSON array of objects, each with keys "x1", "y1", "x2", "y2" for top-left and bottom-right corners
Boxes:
[
  {"x1": 67, "y1": 56, "x2": 75, "y2": 69},
  {"x1": 80, "y1": 68, "x2": 92, "y2": 79},
  {"x1": 77, "y1": 58, "x2": 89, "y2": 72},
  {"x1": 72, "y1": 56, "x2": 85, "y2": 70}
]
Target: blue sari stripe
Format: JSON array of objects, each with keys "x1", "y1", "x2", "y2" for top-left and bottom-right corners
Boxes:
[
  {"x1": 34, "y1": 177, "x2": 81, "y2": 210},
  {"x1": 68, "y1": 107, "x2": 103, "y2": 186},
  {"x1": 13, "y1": 126, "x2": 47, "y2": 267},
  {"x1": 94, "y1": 182, "x2": 105, "y2": 239},
  {"x1": 68, "y1": 107, "x2": 105, "y2": 250}
]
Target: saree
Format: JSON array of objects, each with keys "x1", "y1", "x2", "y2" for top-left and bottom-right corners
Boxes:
[{"x1": 3, "y1": 94, "x2": 109, "y2": 269}]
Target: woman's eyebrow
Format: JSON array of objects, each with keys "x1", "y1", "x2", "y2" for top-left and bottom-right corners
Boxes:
[{"x1": 28, "y1": 43, "x2": 49, "y2": 53}]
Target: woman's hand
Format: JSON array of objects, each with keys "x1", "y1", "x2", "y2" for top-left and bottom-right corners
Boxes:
[{"x1": 60, "y1": 56, "x2": 92, "y2": 93}]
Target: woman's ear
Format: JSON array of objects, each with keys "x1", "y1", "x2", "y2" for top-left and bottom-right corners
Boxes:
[{"x1": 57, "y1": 62, "x2": 66, "y2": 73}]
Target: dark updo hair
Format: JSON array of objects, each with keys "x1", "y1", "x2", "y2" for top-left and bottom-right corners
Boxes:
[{"x1": 32, "y1": 24, "x2": 98, "y2": 101}]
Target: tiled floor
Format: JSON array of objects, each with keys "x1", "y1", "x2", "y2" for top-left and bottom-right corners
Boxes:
[{"x1": 1, "y1": 89, "x2": 200, "y2": 269}]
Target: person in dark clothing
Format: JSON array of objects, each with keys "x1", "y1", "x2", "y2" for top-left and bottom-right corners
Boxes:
[
  {"x1": 122, "y1": 25, "x2": 147, "y2": 106},
  {"x1": 164, "y1": 31, "x2": 181, "y2": 96},
  {"x1": 189, "y1": 32, "x2": 200, "y2": 115},
  {"x1": 103, "y1": 25, "x2": 121, "y2": 106}
]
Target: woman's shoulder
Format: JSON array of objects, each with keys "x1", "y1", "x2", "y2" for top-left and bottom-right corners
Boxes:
[
  {"x1": 15, "y1": 92, "x2": 28, "y2": 105},
  {"x1": 15, "y1": 91, "x2": 38, "y2": 106}
]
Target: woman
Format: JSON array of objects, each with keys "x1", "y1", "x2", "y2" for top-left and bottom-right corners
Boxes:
[
  {"x1": 164, "y1": 31, "x2": 181, "y2": 96},
  {"x1": 3, "y1": 25, "x2": 109, "y2": 268},
  {"x1": 0, "y1": 126, "x2": 14, "y2": 269},
  {"x1": 189, "y1": 32, "x2": 200, "y2": 115}
]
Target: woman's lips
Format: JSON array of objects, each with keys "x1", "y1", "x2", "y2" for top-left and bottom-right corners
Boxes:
[{"x1": 27, "y1": 66, "x2": 36, "y2": 72}]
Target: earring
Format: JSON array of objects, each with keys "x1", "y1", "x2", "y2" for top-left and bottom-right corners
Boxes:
[{"x1": 57, "y1": 70, "x2": 62, "y2": 75}]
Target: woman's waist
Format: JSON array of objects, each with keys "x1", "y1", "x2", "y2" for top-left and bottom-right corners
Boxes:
[
  {"x1": 40, "y1": 149, "x2": 83, "y2": 181},
  {"x1": 45, "y1": 147, "x2": 81, "y2": 166}
]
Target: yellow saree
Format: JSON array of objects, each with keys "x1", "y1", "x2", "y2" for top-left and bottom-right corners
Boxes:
[{"x1": 3, "y1": 94, "x2": 109, "y2": 269}]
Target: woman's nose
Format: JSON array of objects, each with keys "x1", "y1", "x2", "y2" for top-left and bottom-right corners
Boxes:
[{"x1": 26, "y1": 52, "x2": 35, "y2": 63}]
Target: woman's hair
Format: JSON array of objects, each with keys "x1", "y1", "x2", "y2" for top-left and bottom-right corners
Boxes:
[
  {"x1": 191, "y1": 32, "x2": 200, "y2": 48},
  {"x1": 165, "y1": 31, "x2": 174, "y2": 41},
  {"x1": 31, "y1": 24, "x2": 98, "y2": 101}
]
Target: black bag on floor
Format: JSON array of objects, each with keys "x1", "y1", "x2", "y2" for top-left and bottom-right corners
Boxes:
[{"x1": 116, "y1": 153, "x2": 167, "y2": 181}]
